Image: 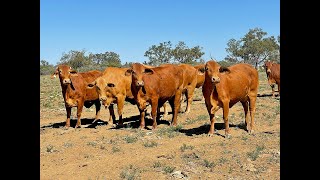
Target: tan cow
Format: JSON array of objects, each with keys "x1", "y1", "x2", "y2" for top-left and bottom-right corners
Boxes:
[
  {"x1": 126, "y1": 63, "x2": 184, "y2": 129},
  {"x1": 51, "y1": 65, "x2": 102, "y2": 128},
  {"x1": 199, "y1": 60, "x2": 259, "y2": 138},
  {"x1": 193, "y1": 64, "x2": 205, "y2": 88},
  {"x1": 87, "y1": 67, "x2": 137, "y2": 127},
  {"x1": 264, "y1": 61, "x2": 280, "y2": 97}
]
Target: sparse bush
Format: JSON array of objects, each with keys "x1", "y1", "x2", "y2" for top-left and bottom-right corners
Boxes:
[
  {"x1": 203, "y1": 159, "x2": 215, "y2": 168},
  {"x1": 247, "y1": 145, "x2": 265, "y2": 161},
  {"x1": 143, "y1": 141, "x2": 158, "y2": 148},
  {"x1": 87, "y1": 141, "x2": 97, "y2": 147},
  {"x1": 180, "y1": 144, "x2": 194, "y2": 152},
  {"x1": 46, "y1": 145, "x2": 54, "y2": 153},
  {"x1": 120, "y1": 164, "x2": 140, "y2": 180},
  {"x1": 152, "y1": 161, "x2": 162, "y2": 168},
  {"x1": 163, "y1": 166, "x2": 176, "y2": 174},
  {"x1": 123, "y1": 135, "x2": 138, "y2": 143}
]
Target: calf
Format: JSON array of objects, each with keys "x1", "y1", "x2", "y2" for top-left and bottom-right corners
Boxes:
[
  {"x1": 52, "y1": 65, "x2": 102, "y2": 128},
  {"x1": 264, "y1": 61, "x2": 280, "y2": 97},
  {"x1": 126, "y1": 63, "x2": 184, "y2": 129},
  {"x1": 200, "y1": 60, "x2": 259, "y2": 138},
  {"x1": 87, "y1": 67, "x2": 136, "y2": 127}
]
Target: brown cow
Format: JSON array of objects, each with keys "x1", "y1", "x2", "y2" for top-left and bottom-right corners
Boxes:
[
  {"x1": 200, "y1": 60, "x2": 259, "y2": 138},
  {"x1": 125, "y1": 63, "x2": 184, "y2": 129},
  {"x1": 264, "y1": 61, "x2": 280, "y2": 97},
  {"x1": 87, "y1": 67, "x2": 137, "y2": 127},
  {"x1": 51, "y1": 65, "x2": 102, "y2": 128},
  {"x1": 193, "y1": 64, "x2": 205, "y2": 88}
]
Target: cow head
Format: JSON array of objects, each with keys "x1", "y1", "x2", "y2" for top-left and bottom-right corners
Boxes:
[
  {"x1": 200, "y1": 60, "x2": 230, "y2": 84},
  {"x1": 87, "y1": 77, "x2": 116, "y2": 107},
  {"x1": 264, "y1": 61, "x2": 273, "y2": 74},
  {"x1": 52, "y1": 65, "x2": 78, "y2": 85},
  {"x1": 125, "y1": 63, "x2": 154, "y2": 87}
]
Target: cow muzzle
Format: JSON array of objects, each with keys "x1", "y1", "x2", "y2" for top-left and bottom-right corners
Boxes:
[
  {"x1": 211, "y1": 77, "x2": 220, "y2": 83},
  {"x1": 267, "y1": 69, "x2": 271, "y2": 73},
  {"x1": 62, "y1": 79, "x2": 72, "y2": 84},
  {"x1": 136, "y1": 81, "x2": 144, "y2": 87}
]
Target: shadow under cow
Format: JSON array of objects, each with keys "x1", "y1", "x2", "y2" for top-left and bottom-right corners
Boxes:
[{"x1": 179, "y1": 122, "x2": 248, "y2": 137}]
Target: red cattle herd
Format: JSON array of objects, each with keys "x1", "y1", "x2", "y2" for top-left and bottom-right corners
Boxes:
[{"x1": 51, "y1": 60, "x2": 279, "y2": 138}]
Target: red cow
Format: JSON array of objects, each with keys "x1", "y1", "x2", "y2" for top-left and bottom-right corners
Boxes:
[
  {"x1": 87, "y1": 67, "x2": 137, "y2": 127},
  {"x1": 51, "y1": 65, "x2": 102, "y2": 128},
  {"x1": 199, "y1": 60, "x2": 259, "y2": 138},
  {"x1": 125, "y1": 63, "x2": 184, "y2": 129},
  {"x1": 264, "y1": 61, "x2": 280, "y2": 97}
]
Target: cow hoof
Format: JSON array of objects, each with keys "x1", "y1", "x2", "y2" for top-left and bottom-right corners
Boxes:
[
  {"x1": 75, "y1": 125, "x2": 81, "y2": 128},
  {"x1": 225, "y1": 134, "x2": 231, "y2": 139},
  {"x1": 63, "y1": 126, "x2": 69, "y2": 130},
  {"x1": 207, "y1": 133, "x2": 214, "y2": 137},
  {"x1": 248, "y1": 129, "x2": 254, "y2": 134}
]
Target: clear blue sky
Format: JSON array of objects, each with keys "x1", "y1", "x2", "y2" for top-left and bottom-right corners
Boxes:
[{"x1": 40, "y1": 0, "x2": 280, "y2": 65}]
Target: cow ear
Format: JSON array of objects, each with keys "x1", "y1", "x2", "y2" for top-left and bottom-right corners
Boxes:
[
  {"x1": 219, "y1": 66, "x2": 230, "y2": 73},
  {"x1": 51, "y1": 67, "x2": 59, "y2": 79},
  {"x1": 107, "y1": 83, "x2": 115, "y2": 87},
  {"x1": 87, "y1": 81, "x2": 96, "y2": 89},
  {"x1": 144, "y1": 68, "x2": 154, "y2": 75},
  {"x1": 198, "y1": 67, "x2": 206, "y2": 73},
  {"x1": 125, "y1": 69, "x2": 133, "y2": 76}
]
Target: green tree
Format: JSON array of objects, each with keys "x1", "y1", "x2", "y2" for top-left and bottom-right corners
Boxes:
[
  {"x1": 172, "y1": 41, "x2": 205, "y2": 65},
  {"x1": 89, "y1": 51, "x2": 121, "y2": 68},
  {"x1": 144, "y1": 41, "x2": 173, "y2": 66},
  {"x1": 59, "y1": 50, "x2": 92, "y2": 70},
  {"x1": 225, "y1": 27, "x2": 279, "y2": 68},
  {"x1": 40, "y1": 60, "x2": 55, "y2": 75}
]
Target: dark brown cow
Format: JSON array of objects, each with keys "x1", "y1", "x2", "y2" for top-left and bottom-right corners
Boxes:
[
  {"x1": 87, "y1": 67, "x2": 136, "y2": 127},
  {"x1": 177, "y1": 64, "x2": 198, "y2": 114},
  {"x1": 125, "y1": 63, "x2": 184, "y2": 129},
  {"x1": 193, "y1": 64, "x2": 205, "y2": 88},
  {"x1": 51, "y1": 65, "x2": 102, "y2": 128},
  {"x1": 264, "y1": 61, "x2": 280, "y2": 97},
  {"x1": 200, "y1": 60, "x2": 259, "y2": 138}
]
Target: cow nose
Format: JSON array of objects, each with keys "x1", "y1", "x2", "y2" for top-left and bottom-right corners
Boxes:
[
  {"x1": 212, "y1": 77, "x2": 220, "y2": 83},
  {"x1": 137, "y1": 81, "x2": 144, "y2": 87},
  {"x1": 63, "y1": 79, "x2": 71, "y2": 84}
]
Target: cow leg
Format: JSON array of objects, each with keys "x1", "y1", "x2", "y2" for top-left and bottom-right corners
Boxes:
[
  {"x1": 172, "y1": 90, "x2": 182, "y2": 126},
  {"x1": 108, "y1": 105, "x2": 116, "y2": 127},
  {"x1": 208, "y1": 114, "x2": 216, "y2": 136},
  {"x1": 270, "y1": 84, "x2": 275, "y2": 97},
  {"x1": 139, "y1": 108, "x2": 146, "y2": 129},
  {"x1": 75, "y1": 102, "x2": 84, "y2": 128},
  {"x1": 117, "y1": 96, "x2": 125, "y2": 126},
  {"x1": 65, "y1": 107, "x2": 72, "y2": 128},
  {"x1": 151, "y1": 100, "x2": 158, "y2": 129},
  {"x1": 248, "y1": 95, "x2": 257, "y2": 134},
  {"x1": 162, "y1": 103, "x2": 168, "y2": 119},
  {"x1": 222, "y1": 102, "x2": 231, "y2": 138},
  {"x1": 92, "y1": 101, "x2": 101, "y2": 124},
  {"x1": 185, "y1": 87, "x2": 195, "y2": 114},
  {"x1": 241, "y1": 101, "x2": 250, "y2": 132}
]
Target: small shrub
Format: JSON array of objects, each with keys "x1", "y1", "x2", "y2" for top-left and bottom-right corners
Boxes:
[
  {"x1": 247, "y1": 145, "x2": 265, "y2": 161},
  {"x1": 46, "y1": 145, "x2": 54, "y2": 153},
  {"x1": 87, "y1": 141, "x2": 97, "y2": 147},
  {"x1": 203, "y1": 159, "x2": 215, "y2": 168},
  {"x1": 123, "y1": 135, "x2": 138, "y2": 144},
  {"x1": 152, "y1": 161, "x2": 162, "y2": 168},
  {"x1": 120, "y1": 164, "x2": 140, "y2": 180},
  {"x1": 163, "y1": 166, "x2": 176, "y2": 174},
  {"x1": 180, "y1": 144, "x2": 194, "y2": 152},
  {"x1": 143, "y1": 141, "x2": 158, "y2": 148}
]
